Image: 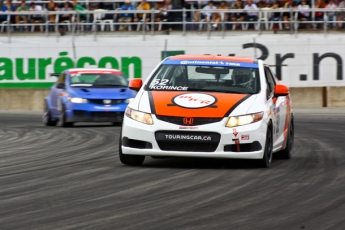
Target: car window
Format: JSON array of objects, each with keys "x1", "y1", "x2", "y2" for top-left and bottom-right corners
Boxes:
[
  {"x1": 147, "y1": 63, "x2": 260, "y2": 94},
  {"x1": 57, "y1": 72, "x2": 66, "y2": 84},
  {"x1": 69, "y1": 74, "x2": 128, "y2": 87},
  {"x1": 264, "y1": 66, "x2": 275, "y2": 97}
]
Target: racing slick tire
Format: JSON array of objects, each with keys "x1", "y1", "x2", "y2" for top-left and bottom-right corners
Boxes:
[
  {"x1": 257, "y1": 125, "x2": 273, "y2": 168},
  {"x1": 119, "y1": 135, "x2": 145, "y2": 166},
  {"x1": 43, "y1": 102, "x2": 57, "y2": 126},
  {"x1": 276, "y1": 118, "x2": 294, "y2": 159},
  {"x1": 58, "y1": 104, "x2": 74, "y2": 127}
]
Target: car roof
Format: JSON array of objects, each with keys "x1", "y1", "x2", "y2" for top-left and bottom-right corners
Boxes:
[
  {"x1": 169, "y1": 55, "x2": 256, "y2": 63},
  {"x1": 67, "y1": 68, "x2": 123, "y2": 75}
]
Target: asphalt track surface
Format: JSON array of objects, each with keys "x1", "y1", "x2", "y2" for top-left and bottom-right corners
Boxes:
[{"x1": 1, "y1": 108, "x2": 345, "y2": 230}]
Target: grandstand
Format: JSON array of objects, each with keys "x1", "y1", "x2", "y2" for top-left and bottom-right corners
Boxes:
[{"x1": 1, "y1": 0, "x2": 345, "y2": 37}]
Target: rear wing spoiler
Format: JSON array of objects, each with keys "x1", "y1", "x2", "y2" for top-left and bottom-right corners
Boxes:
[{"x1": 50, "y1": 73, "x2": 61, "y2": 77}]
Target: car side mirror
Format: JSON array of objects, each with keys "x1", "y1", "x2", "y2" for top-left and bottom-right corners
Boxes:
[
  {"x1": 274, "y1": 84, "x2": 289, "y2": 97},
  {"x1": 129, "y1": 79, "x2": 142, "y2": 91},
  {"x1": 56, "y1": 82, "x2": 66, "y2": 89}
]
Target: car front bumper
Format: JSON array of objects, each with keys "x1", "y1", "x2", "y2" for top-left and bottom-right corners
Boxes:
[
  {"x1": 65, "y1": 102, "x2": 127, "y2": 123},
  {"x1": 121, "y1": 115, "x2": 268, "y2": 160}
]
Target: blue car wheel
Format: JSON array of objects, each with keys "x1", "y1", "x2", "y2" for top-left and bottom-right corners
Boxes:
[
  {"x1": 58, "y1": 103, "x2": 74, "y2": 128},
  {"x1": 43, "y1": 102, "x2": 57, "y2": 126}
]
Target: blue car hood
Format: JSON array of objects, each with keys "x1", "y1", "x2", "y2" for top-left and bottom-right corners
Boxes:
[{"x1": 71, "y1": 87, "x2": 134, "y2": 99}]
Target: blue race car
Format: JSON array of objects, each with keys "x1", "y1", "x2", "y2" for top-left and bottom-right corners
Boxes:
[{"x1": 43, "y1": 68, "x2": 137, "y2": 127}]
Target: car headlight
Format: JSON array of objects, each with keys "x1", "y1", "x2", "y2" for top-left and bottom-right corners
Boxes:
[
  {"x1": 69, "y1": 97, "x2": 88, "y2": 103},
  {"x1": 125, "y1": 98, "x2": 135, "y2": 103},
  {"x1": 125, "y1": 107, "x2": 153, "y2": 125},
  {"x1": 226, "y1": 112, "x2": 263, "y2": 127}
]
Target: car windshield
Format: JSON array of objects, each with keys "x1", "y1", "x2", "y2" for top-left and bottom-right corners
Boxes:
[
  {"x1": 146, "y1": 63, "x2": 260, "y2": 94},
  {"x1": 70, "y1": 73, "x2": 128, "y2": 87}
]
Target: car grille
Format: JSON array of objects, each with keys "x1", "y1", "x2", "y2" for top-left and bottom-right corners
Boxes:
[
  {"x1": 224, "y1": 141, "x2": 262, "y2": 152},
  {"x1": 90, "y1": 112, "x2": 124, "y2": 120},
  {"x1": 88, "y1": 99, "x2": 126, "y2": 105},
  {"x1": 73, "y1": 110, "x2": 87, "y2": 117},
  {"x1": 157, "y1": 142, "x2": 218, "y2": 152},
  {"x1": 155, "y1": 115, "x2": 223, "y2": 126}
]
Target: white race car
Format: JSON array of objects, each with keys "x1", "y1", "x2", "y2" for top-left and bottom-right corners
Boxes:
[{"x1": 120, "y1": 55, "x2": 294, "y2": 167}]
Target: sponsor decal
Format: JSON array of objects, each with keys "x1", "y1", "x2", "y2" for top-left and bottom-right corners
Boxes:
[
  {"x1": 179, "y1": 126, "x2": 198, "y2": 130},
  {"x1": 164, "y1": 134, "x2": 212, "y2": 141},
  {"x1": 233, "y1": 128, "x2": 238, "y2": 137},
  {"x1": 170, "y1": 93, "x2": 217, "y2": 109},
  {"x1": 0, "y1": 51, "x2": 142, "y2": 87},
  {"x1": 241, "y1": 135, "x2": 250, "y2": 140},
  {"x1": 162, "y1": 60, "x2": 259, "y2": 68}
]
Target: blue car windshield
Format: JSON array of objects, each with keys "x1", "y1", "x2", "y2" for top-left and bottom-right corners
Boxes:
[
  {"x1": 70, "y1": 74, "x2": 128, "y2": 88},
  {"x1": 146, "y1": 63, "x2": 260, "y2": 94}
]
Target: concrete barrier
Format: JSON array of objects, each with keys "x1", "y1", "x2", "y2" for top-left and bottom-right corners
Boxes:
[{"x1": 0, "y1": 87, "x2": 344, "y2": 111}]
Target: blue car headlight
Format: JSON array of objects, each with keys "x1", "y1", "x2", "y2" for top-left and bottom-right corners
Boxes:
[{"x1": 69, "y1": 97, "x2": 88, "y2": 103}]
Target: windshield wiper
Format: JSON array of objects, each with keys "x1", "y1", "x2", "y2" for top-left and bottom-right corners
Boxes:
[{"x1": 92, "y1": 84, "x2": 127, "y2": 87}]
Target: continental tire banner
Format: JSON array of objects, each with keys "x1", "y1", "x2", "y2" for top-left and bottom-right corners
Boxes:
[{"x1": 0, "y1": 34, "x2": 344, "y2": 88}]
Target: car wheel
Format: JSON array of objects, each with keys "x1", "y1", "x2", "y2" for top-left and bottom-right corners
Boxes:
[
  {"x1": 43, "y1": 102, "x2": 57, "y2": 126},
  {"x1": 58, "y1": 104, "x2": 74, "y2": 127},
  {"x1": 119, "y1": 135, "x2": 145, "y2": 166},
  {"x1": 258, "y1": 126, "x2": 273, "y2": 168},
  {"x1": 276, "y1": 119, "x2": 294, "y2": 159}
]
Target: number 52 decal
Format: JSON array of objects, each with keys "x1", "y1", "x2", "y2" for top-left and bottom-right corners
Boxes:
[{"x1": 152, "y1": 79, "x2": 169, "y2": 86}]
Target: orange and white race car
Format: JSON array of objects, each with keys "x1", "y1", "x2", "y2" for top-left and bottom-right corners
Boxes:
[{"x1": 119, "y1": 55, "x2": 294, "y2": 167}]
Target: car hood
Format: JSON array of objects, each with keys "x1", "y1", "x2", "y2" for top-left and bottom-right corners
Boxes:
[
  {"x1": 138, "y1": 91, "x2": 252, "y2": 118},
  {"x1": 71, "y1": 87, "x2": 134, "y2": 99}
]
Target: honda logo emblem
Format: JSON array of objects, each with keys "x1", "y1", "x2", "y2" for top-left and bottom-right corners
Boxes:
[
  {"x1": 183, "y1": 117, "x2": 194, "y2": 125},
  {"x1": 103, "y1": 99, "x2": 112, "y2": 104}
]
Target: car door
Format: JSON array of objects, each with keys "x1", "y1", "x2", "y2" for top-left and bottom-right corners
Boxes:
[
  {"x1": 51, "y1": 72, "x2": 67, "y2": 116},
  {"x1": 265, "y1": 66, "x2": 287, "y2": 149},
  {"x1": 263, "y1": 66, "x2": 278, "y2": 149}
]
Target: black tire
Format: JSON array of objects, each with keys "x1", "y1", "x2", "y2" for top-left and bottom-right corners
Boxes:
[
  {"x1": 258, "y1": 126, "x2": 273, "y2": 168},
  {"x1": 119, "y1": 135, "x2": 145, "y2": 166},
  {"x1": 58, "y1": 104, "x2": 74, "y2": 127},
  {"x1": 43, "y1": 102, "x2": 57, "y2": 126},
  {"x1": 276, "y1": 119, "x2": 294, "y2": 159}
]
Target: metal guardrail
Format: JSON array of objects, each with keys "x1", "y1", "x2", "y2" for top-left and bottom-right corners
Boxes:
[{"x1": 0, "y1": 8, "x2": 344, "y2": 42}]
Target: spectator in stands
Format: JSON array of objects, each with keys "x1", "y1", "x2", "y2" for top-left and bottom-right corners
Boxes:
[
  {"x1": 134, "y1": 0, "x2": 151, "y2": 24},
  {"x1": 283, "y1": 0, "x2": 294, "y2": 29},
  {"x1": 58, "y1": 1, "x2": 72, "y2": 35},
  {"x1": 244, "y1": 0, "x2": 258, "y2": 30},
  {"x1": 29, "y1": 1, "x2": 43, "y2": 25},
  {"x1": 15, "y1": 0, "x2": 29, "y2": 31},
  {"x1": 1, "y1": 0, "x2": 15, "y2": 24},
  {"x1": 314, "y1": 0, "x2": 326, "y2": 27},
  {"x1": 72, "y1": 0, "x2": 86, "y2": 21},
  {"x1": 158, "y1": 0, "x2": 173, "y2": 30},
  {"x1": 231, "y1": 0, "x2": 245, "y2": 30},
  {"x1": 269, "y1": 1, "x2": 281, "y2": 29},
  {"x1": 47, "y1": 0, "x2": 58, "y2": 23},
  {"x1": 325, "y1": 0, "x2": 338, "y2": 28},
  {"x1": 212, "y1": 1, "x2": 229, "y2": 29},
  {"x1": 298, "y1": 0, "x2": 310, "y2": 29},
  {"x1": 337, "y1": 0, "x2": 345, "y2": 28},
  {"x1": 118, "y1": 0, "x2": 135, "y2": 31},
  {"x1": 193, "y1": 1, "x2": 217, "y2": 23}
]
